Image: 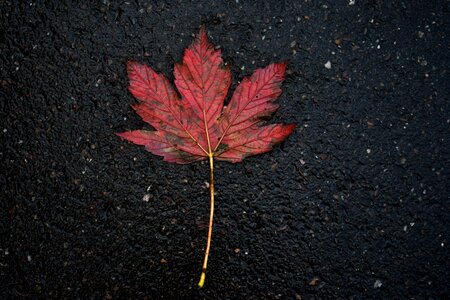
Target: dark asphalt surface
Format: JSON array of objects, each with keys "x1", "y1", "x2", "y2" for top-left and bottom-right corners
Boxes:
[{"x1": 1, "y1": 1, "x2": 449, "y2": 299}]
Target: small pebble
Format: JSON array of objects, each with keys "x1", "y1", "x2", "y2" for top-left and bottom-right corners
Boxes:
[
  {"x1": 374, "y1": 279, "x2": 382, "y2": 288},
  {"x1": 324, "y1": 61, "x2": 332, "y2": 69},
  {"x1": 309, "y1": 277, "x2": 319, "y2": 286}
]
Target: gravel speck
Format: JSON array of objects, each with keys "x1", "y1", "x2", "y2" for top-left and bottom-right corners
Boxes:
[{"x1": 374, "y1": 279, "x2": 383, "y2": 288}]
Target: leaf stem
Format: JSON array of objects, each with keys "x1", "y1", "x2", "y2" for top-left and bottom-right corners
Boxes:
[{"x1": 198, "y1": 154, "x2": 215, "y2": 288}]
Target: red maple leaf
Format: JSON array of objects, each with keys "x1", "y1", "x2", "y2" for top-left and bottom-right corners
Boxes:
[{"x1": 117, "y1": 27, "x2": 295, "y2": 288}]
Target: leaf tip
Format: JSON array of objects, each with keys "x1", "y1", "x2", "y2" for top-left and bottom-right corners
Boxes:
[
  {"x1": 286, "y1": 123, "x2": 296, "y2": 132},
  {"x1": 197, "y1": 25, "x2": 209, "y2": 44},
  {"x1": 127, "y1": 60, "x2": 140, "y2": 77},
  {"x1": 115, "y1": 132, "x2": 127, "y2": 139},
  {"x1": 127, "y1": 60, "x2": 138, "y2": 68},
  {"x1": 282, "y1": 123, "x2": 296, "y2": 138},
  {"x1": 276, "y1": 60, "x2": 288, "y2": 74},
  {"x1": 198, "y1": 24, "x2": 207, "y2": 35}
]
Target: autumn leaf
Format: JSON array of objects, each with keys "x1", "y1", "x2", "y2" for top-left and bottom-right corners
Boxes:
[{"x1": 116, "y1": 26, "x2": 295, "y2": 288}]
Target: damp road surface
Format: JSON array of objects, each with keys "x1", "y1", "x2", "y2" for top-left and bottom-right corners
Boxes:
[{"x1": 1, "y1": 1, "x2": 449, "y2": 299}]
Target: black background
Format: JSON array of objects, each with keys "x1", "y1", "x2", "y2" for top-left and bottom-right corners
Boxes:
[{"x1": 1, "y1": 1, "x2": 449, "y2": 299}]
